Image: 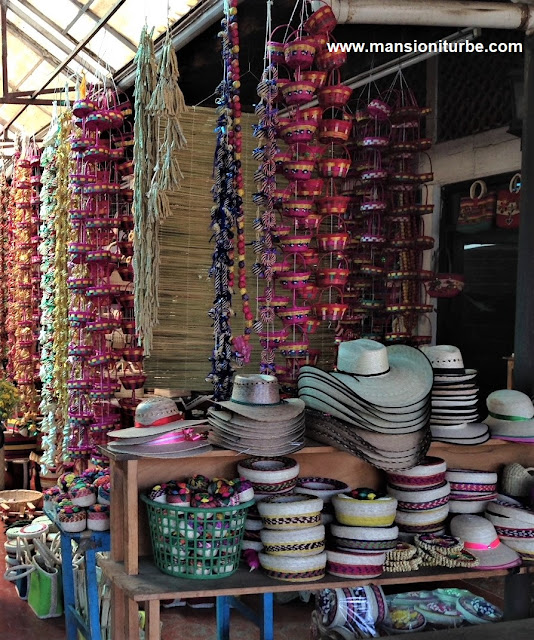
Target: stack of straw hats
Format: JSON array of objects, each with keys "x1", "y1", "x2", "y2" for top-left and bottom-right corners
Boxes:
[
  {"x1": 484, "y1": 390, "x2": 534, "y2": 442},
  {"x1": 298, "y1": 339, "x2": 434, "y2": 471},
  {"x1": 386, "y1": 457, "x2": 450, "y2": 537},
  {"x1": 420, "y1": 345, "x2": 490, "y2": 445},
  {"x1": 257, "y1": 493, "x2": 327, "y2": 582},
  {"x1": 208, "y1": 374, "x2": 306, "y2": 456},
  {"x1": 327, "y1": 490, "x2": 398, "y2": 578},
  {"x1": 446, "y1": 469, "x2": 498, "y2": 514},
  {"x1": 485, "y1": 498, "x2": 534, "y2": 560}
]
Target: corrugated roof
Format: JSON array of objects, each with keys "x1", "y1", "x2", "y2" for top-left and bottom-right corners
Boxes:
[{"x1": 0, "y1": 0, "x2": 202, "y2": 152}]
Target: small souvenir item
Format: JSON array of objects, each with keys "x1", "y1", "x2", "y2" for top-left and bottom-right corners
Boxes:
[
  {"x1": 87, "y1": 504, "x2": 110, "y2": 531},
  {"x1": 69, "y1": 483, "x2": 96, "y2": 507},
  {"x1": 58, "y1": 505, "x2": 87, "y2": 533},
  {"x1": 149, "y1": 484, "x2": 168, "y2": 503}
]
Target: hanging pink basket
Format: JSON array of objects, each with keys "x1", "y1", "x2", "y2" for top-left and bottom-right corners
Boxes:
[
  {"x1": 283, "y1": 160, "x2": 316, "y2": 182},
  {"x1": 280, "y1": 233, "x2": 314, "y2": 253},
  {"x1": 281, "y1": 80, "x2": 317, "y2": 106},
  {"x1": 282, "y1": 196, "x2": 314, "y2": 218},
  {"x1": 318, "y1": 70, "x2": 353, "y2": 109},
  {"x1": 278, "y1": 120, "x2": 317, "y2": 145},
  {"x1": 276, "y1": 304, "x2": 312, "y2": 326},
  {"x1": 314, "y1": 287, "x2": 348, "y2": 321},
  {"x1": 296, "y1": 178, "x2": 324, "y2": 197},
  {"x1": 317, "y1": 145, "x2": 351, "y2": 178},
  {"x1": 316, "y1": 255, "x2": 350, "y2": 288},
  {"x1": 257, "y1": 327, "x2": 289, "y2": 348},
  {"x1": 300, "y1": 70, "x2": 328, "y2": 90},
  {"x1": 304, "y1": 3, "x2": 338, "y2": 35},
  {"x1": 284, "y1": 32, "x2": 316, "y2": 70},
  {"x1": 267, "y1": 25, "x2": 289, "y2": 65},
  {"x1": 367, "y1": 98, "x2": 393, "y2": 121},
  {"x1": 318, "y1": 112, "x2": 352, "y2": 144}
]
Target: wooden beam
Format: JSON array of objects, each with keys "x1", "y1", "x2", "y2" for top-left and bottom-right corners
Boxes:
[
  {"x1": 2, "y1": 0, "x2": 127, "y2": 134},
  {"x1": 6, "y1": 86, "x2": 76, "y2": 97},
  {"x1": 514, "y1": 32, "x2": 534, "y2": 393},
  {"x1": 66, "y1": 0, "x2": 136, "y2": 52},
  {"x1": 0, "y1": 97, "x2": 65, "y2": 105}
]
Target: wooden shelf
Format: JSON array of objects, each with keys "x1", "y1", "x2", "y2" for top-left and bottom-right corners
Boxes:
[{"x1": 100, "y1": 557, "x2": 534, "y2": 603}]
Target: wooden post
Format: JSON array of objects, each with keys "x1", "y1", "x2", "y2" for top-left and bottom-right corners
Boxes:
[
  {"x1": 0, "y1": 445, "x2": 4, "y2": 490},
  {"x1": 514, "y1": 33, "x2": 534, "y2": 394}
]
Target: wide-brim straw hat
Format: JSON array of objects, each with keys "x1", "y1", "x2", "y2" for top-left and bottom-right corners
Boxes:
[
  {"x1": 106, "y1": 440, "x2": 212, "y2": 457},
  {"x1": 298, "y1": 387, "x2": 430, "y2": 434},
  {"x1": 300, "y1": 340, "x2": 433, "y2": 409},
  {"x1": 433, "y1": 371, "x2": 478, "y2": 384},
  {"x1": 109, "y1": 394, "x2": 208, "y2": 438},
  {"x1": 207, "y1": 408, "x2": 305, "y2": 436},
  {"x1": 430, "y1": 422, "x2": 490, "y2": 445},
  {"x1": 215, "y1": 373, "x2": 304, "y2": 421},
  {"x1": 299, "y1": 373, "x2": 430, "y2": 420},
  {"x1": 208, "y1": 408, "x2": 304, "y2": 430},
  {"x1": 305, "y1": 409, "x2": 431, "y2": 471},
  {"x1": 450, "y1": 514, "x2": 521, "y2": 569},
  {"x1": 432, "y1": 386, "x2": 478, "y2": 397}
]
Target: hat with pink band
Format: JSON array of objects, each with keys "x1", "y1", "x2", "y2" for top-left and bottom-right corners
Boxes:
[{"x1": 450, "y1": 514, "x2": 521, "y2": 570}]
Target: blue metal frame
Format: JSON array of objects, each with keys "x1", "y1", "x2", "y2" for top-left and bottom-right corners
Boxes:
[
  {"x1": 216, "y1": 593, "x2": 274, "y2": 640},
  {"x1": 59, "y1": 528, "x2": 111, "y2": 640}
]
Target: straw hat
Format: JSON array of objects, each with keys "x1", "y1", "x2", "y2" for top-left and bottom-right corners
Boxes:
[
  {"x1": 215, "y1": 374, "x2": 304, "y2": 421},
  {"x1": 430, "y1": 422, "x2": 490, "y2": 445},
  {"x1": 485, "y1": 390, "x2": 534, "y2": 440},
  {"x1": 420, "y1": 345, "x2": 471, "y2": 374},
  {"x1": 299, "y1": 340, "x2": 433, "y2": 409},
  {"x1": 450, "y1": 514, "x2": 521, "y2": 569},
  {"x1": 108, "y1": 396, "x2": 207, "y2": 438}
]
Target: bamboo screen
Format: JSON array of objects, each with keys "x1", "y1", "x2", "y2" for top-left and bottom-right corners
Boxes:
[{"x1": 145, "y1": 105, "x2": 337, "y2": 392}]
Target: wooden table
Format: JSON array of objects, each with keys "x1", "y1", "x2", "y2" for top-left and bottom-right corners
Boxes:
[{"x1": 101, "y1": 440, "x2": 534, "y2": 639}]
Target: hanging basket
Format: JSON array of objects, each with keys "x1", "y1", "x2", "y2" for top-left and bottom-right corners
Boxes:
[
  {"x1": 283, "y1": 160, "x2": 316, "y2": 182},
  {"x1": 367, "y1": 98, "x2": 393, "y2": 121},
  {"x1": 293, "y1": 143, "x2": 324, "y2": 161},
  {"x1": 257, "y1": 294, "x2": 291, "y2": 313},
  {"x1": 282, "y1": 196, "x2": 315, "y2": 218},
  {"x1": 317, "y1": 144, "x2": 351, "y2": 178},
  {"x1": 315, "y1": 39, "x2": 347, "y2": 70},
  {"x1": 296, "y1": 178, "x2": 324, "y2": 197},
  {"x1": 300, "y1": 70, "x2": 328, "y2": 90},
  {"x1": 304, "y1": 3, "x2": 338, "y2": 35},
  {"x1": 277, "y1": 254, "x2": 312, "y2": 290},
  {"x1": 281, "y1": 80, "x2": 317, "y2": 106},
  {"x1": 299, "y1": 105, "x2": 323, "y2": 125},
  {"x1": 298, "y1": 283, "x2": 321, "y2": 302},
  {"x1": 280, "y1": 233, "x2": 314, "y2": 254},
  {"x1": 279, "y1": 334, "x2": 310, "y2": 359},
  {"x1": 314, "y1": 287, "x2": 348, "y2": 322},
  {"x1": 298, "y1": 213, "x2": 322, "y2": 232},
  {"x1": 316, "y1": 255, "x2": 350, "y2": 288},
  {"x1": 318, "y1": 70, "x2": 353, "y2": 109},
  {"x1": 316, "y1": 193, "x2": 351, "y2": 217},
  {"x1": 426, "y1": 275, "x2": 465, "y2": 298},
  {"x1": 257, "y1": 327, "x2": 289, "y2": 348},
  {"x1": 278, "y1": 120, "x2": 317, "y2": 145},
  {"x1": 267, "y1": 25, "x2": 289, "y2": 65},
  {"x1": 318, "y1": 110, "x2": 352, "y2": 143},
  {"x1": 317, "y1": 215, "x2": 350, "y2": 252},
  {"x1": 284, "y1": 31, "x2": 316, "y2": 69}
]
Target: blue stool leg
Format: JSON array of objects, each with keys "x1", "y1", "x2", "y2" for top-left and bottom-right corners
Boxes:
[
  {"x1": 216, "y1": 595, "x2": 231, "y2": 640},
  {"x1": 85, "y1": 547, "x2": 102, "y2": 640},
  {"x1": 260, "y1": 592, "x2": 274, "y2": 640},
  {"x1": 60, "y1": 532, "x2": 78, "y2": 640}
]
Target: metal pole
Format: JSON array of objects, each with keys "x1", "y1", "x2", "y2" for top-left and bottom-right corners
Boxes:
[
  {"x1": 1, "y1": 0, "x2": 7, "y2": 97},
  {"x1": 1, "y1": 0, "x2": 127, "y2": 134},
  {"x1": 514, "y1": 34, "x2": 534, "y2": 394}
]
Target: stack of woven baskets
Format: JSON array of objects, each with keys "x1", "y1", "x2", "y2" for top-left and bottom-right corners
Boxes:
[
  {"x1": 446, "y1": 469, "x2": 497, "y2": 514},
  {"x1": 257, "y1": 493, "x2": 326, "y2": 582},
  {"x1": 328, "y1": 490, "x2": 398, "y2": 578},
  {"x1": 386, "y1": 457, "x2": 450, "y2": 537}
]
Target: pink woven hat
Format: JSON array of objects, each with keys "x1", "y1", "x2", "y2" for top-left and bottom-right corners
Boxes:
[
  {"x1": 107, "y1": 396, "x2": 208, "y2": 438},
  {"x1": 484, "y1": 390, "x2": 534, "y2": 441},
  {"x1": 450, "y1": 514, "x2": 521, "y2": 569},
  {"x1": 215, "y1": 374, "x2": 305, "y2": 421},
  {"x1": 299, "y1": 339, "x2": 433, "y2": 409}
]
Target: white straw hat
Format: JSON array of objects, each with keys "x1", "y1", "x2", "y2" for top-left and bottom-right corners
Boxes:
[
  {"x1": 420, "y1": 345, "x2": 471, "y2": 373},
  {"x1": 108, "y1": 396, "x2": 207, "y2": 438},
  {"x1": 215, "y1": 374, "x2": 304, "y2": 421},
  {"x1": 484, "y1": 390, "x2": 534, "y2": 440},
  {"x1": 450, "y1": 514, "x2": 521, "y2": 569},
  {"x1": 300, "y1": 340, "x2": 433, "y2": 409}
]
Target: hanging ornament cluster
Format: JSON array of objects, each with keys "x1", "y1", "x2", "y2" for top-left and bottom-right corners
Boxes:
[
  {"x1": 38, "y1": 115, "x2": 61, "y2": 472},
  {"x1": 67, "y1": 86, "x2": 139, "y2": 465},
  {"x1": 337, "y1": 71, "x2": 434, "y2": 346},
  {"x1": 6, "y1": 147, "x2": 41, "y2": 427},
  {"x1": 260, "y1": 2, "x2": 352, "y2": 394},
  {"x1": 0, "y1": 169, "x2": 10, "y2": 363},
  {"x1": 208, "y1": 0, "x2": 252, "y2": 401}
]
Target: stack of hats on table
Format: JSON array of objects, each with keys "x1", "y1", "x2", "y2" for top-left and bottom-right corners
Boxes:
[
  {"x1": 208, "y1": 374, "x2": 306, "y2": 456},
  {"x1": 237, "y1": 456, "x2": 300, "y2": 553},
  {"x1": 484, "y1": 390, "x2": 534, "y2": 443},
  {"x1": 107, "y1": 396, "x2": 212, "y2": 458},
  {"x1": 256, "y1": 492, "x2": 327, "y2": 583},
  {"x1": 446, "y1": 469, "x2": 498, "y2": 514},
  {"x1": 420, "y1": 345, "x2": 490, "y2": 445},
  {"x1": 485, "y1": 497, "x2": 534, "y2": 560},
  {"x1": 327, "y1": 488, "x2": 399, "y2": 578},
  {"x1": 298, "y1": 339, "x2": 434, "y2": 471},
  {"x1": 386, "y1": 457, "x2": 450, "y2": 537}
]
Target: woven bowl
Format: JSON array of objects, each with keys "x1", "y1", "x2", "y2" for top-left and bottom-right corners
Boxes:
[
  {"x1": 445, "y1": 469, "x2": 498, "y2": 486},
  {"x1": 395, "y1": 504, "x2": 449, "y2": 526},
  {"x1": 237, "y1": 457, "x2": 299, "y2": 495},
  {"x1": 257, "y1": 494, "x2": 323, "y2": 530},
  {"x1": 326, "y1": 549, "x2": 385, "y2": 579},
  {"x1": 258, "y1": 551, "x2": 327, "y2": 582},
  {"x1": 330, "y1": 523, "x2": 399, "y2": 552},
  {"x1": 295, "y1": 477, "x2": 349, "y2": 503},
  {"x1": 448, "y1": 499, "x2": 493, "y2": 514},
  {"x1": 332, "y1": 494, "x2": 397, "y2": 527},
  {"x1": 387, "y1": 481, "x2": 451, "y2": 508},
  {"x1": 260, "y1": 524, "x2": 325, "y2": 556},
  {"x1": 386, "y1": 457, "x2": 447, "y2": 489}
]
